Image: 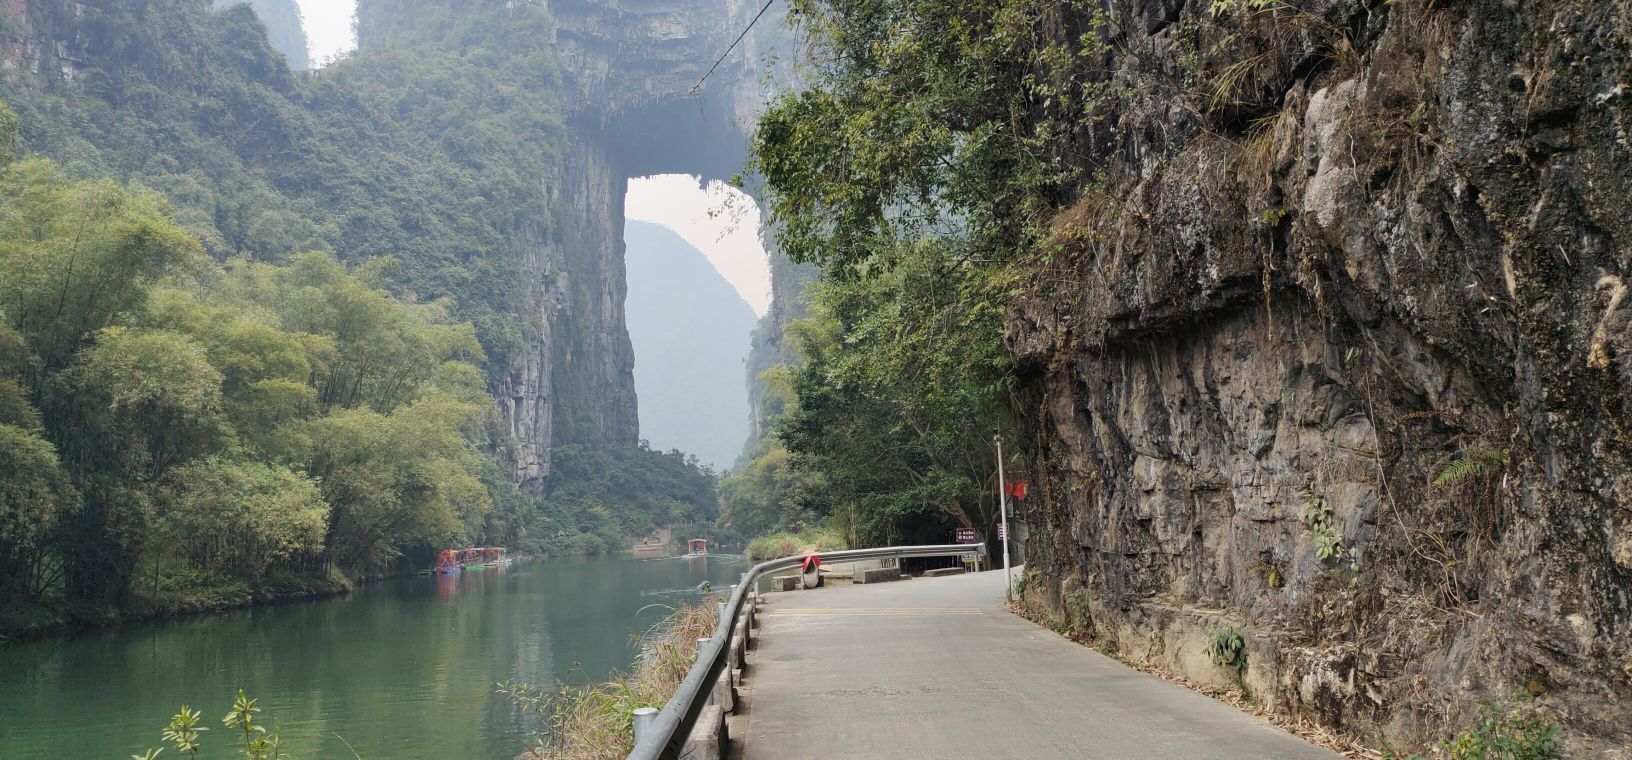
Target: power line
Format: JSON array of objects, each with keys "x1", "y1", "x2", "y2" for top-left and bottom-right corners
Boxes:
[{"x1": 689, "y1": 0, "x2": 778, "y2": 95}]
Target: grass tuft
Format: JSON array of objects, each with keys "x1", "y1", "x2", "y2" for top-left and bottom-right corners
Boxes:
[
  {"x1": 507, "y1": 602, "x2": 720, "y2": 759},
  {"x1": 744, "y1": 529, "x2": 846, "y2": 561}
]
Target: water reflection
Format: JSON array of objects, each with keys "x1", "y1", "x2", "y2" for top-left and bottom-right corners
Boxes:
[{"x1": 0, "y1": 553, "x2": 746, "y2": 759}]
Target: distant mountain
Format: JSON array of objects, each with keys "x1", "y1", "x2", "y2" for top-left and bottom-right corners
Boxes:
[
  {"x1": 213, "y1": 0, "x2": 310, "y2": 69},
  {"x1": 624, "y1": 221, "x2": 757, "y2": 471}
]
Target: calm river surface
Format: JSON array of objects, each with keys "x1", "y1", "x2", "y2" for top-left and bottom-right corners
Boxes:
[{"x1": 0, "y1": 553, "x2": 747, "y2": 759}]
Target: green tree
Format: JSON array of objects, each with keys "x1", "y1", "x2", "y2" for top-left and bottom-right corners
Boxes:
[
  {"x1": 53, "y1": 326, "x2": 228, "y2": 600},
  {"x1": 0, "y1": 423, "x2": 71, "y2": 596},
  {"x1": 159, "y1": 458, "x2": 328, "y2": 579},
  {"x1": 294, "y1": 395, "x2": 489, "y2": 574},
  {"x1": 0, "y1": 159, "x2": 203, "y2": 374},
  {"x1": 740, "y1": 0, "x2": 1104, "y2": 546}
]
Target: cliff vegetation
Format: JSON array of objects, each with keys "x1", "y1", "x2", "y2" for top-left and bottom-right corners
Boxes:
[{"x1": 747, "y1": 0, "x2": 1632, "y2": 755}]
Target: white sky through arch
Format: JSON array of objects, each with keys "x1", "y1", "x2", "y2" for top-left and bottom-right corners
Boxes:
[
  {"x1": 626, "y1": 175, "x2": 770, "y2": 317},
  {"x1": 294, "y1": 0, "x2": 356, "y2": 65}
]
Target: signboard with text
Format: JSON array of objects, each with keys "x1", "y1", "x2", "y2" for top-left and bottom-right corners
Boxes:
[{"x1": 956, "y1": 527, "x2": 978, "y2": 543}]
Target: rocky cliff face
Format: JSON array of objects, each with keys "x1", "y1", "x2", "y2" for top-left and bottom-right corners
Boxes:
[
  {"x1": 402, "y1": 0, "x2": 792, "y2": 476},
  {"x1": 481, "y1": 130, "x2": 642, "y2": 485},
  {"x1": 1009, "y1": 0, "x2": 1632, "y2": 754},
  {"x1": 743, "y1": 246, "x2": 815, "y2": 446},
  {"x1": 356, "y1": 0, "x2": 764, "y2": 489}
]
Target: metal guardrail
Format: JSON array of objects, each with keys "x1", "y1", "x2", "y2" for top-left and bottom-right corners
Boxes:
[{"x1": 625, "y1": 543, "x2": 985, "y2": 760}]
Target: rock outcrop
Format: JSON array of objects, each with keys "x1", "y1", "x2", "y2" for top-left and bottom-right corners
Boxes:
[{"x1": 1010, "y1": 0, "x2": 1632, "y2": 754}]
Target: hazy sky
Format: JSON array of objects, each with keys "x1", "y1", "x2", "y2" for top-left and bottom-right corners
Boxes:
[
  {"x1": 294, "y1": 0, "x2": 356, "y2": 64},
  {"x1": 288, "y1": 7, "x2": 770, "y2": 314},
  {"x1": 627, "y1": 176, "x2": 771, "y2": 316}
]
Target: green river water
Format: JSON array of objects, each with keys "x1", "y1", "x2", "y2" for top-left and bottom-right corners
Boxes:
[{"x1": 0, "y1": 553, "x2": 748, "y2": 759}]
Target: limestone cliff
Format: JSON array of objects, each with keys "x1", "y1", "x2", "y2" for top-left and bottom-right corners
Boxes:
[
  {"x1": 355, "y1": 0, "x2": 764, "y2": 488},
  {"x1": 743, "y1": 247, "x2": 815, "y2": 447},
  {"x1": 1009, "y1": 0, "x2": 1632, "y2": 754}
]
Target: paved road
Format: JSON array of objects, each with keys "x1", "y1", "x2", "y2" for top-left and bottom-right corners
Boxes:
[{"x1": 740, "y1": 571, "x2": 1340, "y2": 760}]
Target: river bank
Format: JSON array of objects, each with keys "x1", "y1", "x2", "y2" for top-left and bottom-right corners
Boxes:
[
  {"x1": 0, "y1": 547, "x2": 616, "y2": 644},
  {"x1": 0, "y1": 570, "x2": 352, "y2": 645}
]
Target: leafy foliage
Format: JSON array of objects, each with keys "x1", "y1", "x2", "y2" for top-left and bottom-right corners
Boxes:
[
  {"x1": 0, "y1": 0, "x2": 722, "y2": 627},
  {"x1": 744, "y1": 528, "x2": 846, "y2": 561},
  {"x1": 1434, "y1": 447, "x2": 1509, "y2": 489},
  {"x1": 0, "y1": 151, "x2": 496, "y2": 608},
  {"x1": 753, "y1": 0, "x2": 1111, "y2": 270},
  {"x1": 1299, "y1": 488, "x2": 1347, "y2": 561},
  {"x1": 160, "y1": 458, "x2": 328, "y2": 579},
  {"x1": 1441, "y1": 701, "x2": 1564, "y2": 760},
  {"x1": 0, "y1": 422, "x2": 69, "y2": 595},
  {"x1": 6, "y1": 0, "x2": 562, "y2": 371},
  {"x1": 741, "y1": 0, "x2": 1119, "y2": 547},
  {"x1": 211, "y1": 0, "x2": 309, "y2": 69},
  {"x1": 1065, "y1": 589, "x2": 1092, "y2": 634},
  {"x1": 518, "y1": 444, "x2": 721, "y2": 557},
  {"x1": 161, "y1": 706, "x2": 207, "y2": 758},
  {"x1": 136, "y1": 691, "x2": 285, "y2": 760},
  {"x1": 1204, "y1": 625, "x2": 1248, "y2": 671}
]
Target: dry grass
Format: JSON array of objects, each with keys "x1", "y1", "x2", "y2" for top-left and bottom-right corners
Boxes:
[
  {"x1": 744, "y1": 529, "x2": 846, "y2": 561},
  {"x1": 509, "y1": 602, "x2": 719, "y2": 759}
]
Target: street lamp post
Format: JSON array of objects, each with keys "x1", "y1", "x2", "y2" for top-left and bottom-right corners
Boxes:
[{"x1": 995, "y1": 434, "x2": 1013, "y2": 602}]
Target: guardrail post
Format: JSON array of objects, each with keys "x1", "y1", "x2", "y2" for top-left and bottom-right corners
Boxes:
[
  {"x1": 697, "y1": 638, "x2": 715, "y2": 706},
  {"x1": 632, "y1": 707, "x2": 657, "y2": 744}
]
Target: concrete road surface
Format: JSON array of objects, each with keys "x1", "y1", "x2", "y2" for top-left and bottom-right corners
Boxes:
[{"x1": 739, "y1": 570, "x2": 1340, "y2": 760}]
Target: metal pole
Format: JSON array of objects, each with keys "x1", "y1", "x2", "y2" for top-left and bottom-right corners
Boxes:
[
  {"x1": 996, "y1": 434, "x2": 1013, "y2": 602},
  {"x1": 632, "y1": 707, "x2": 658, "y2": 744}
]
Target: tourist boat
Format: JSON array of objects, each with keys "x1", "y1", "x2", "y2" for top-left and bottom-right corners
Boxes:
[
  {"x1": 434, "y1": 549, "x2": 461, "y2": 575},
  {"x1": 434, "y1": 547, "x2": 509, "y2": 574},
  {"x1": 687, "y1": 538, "x2": 708, "y2": 556}
]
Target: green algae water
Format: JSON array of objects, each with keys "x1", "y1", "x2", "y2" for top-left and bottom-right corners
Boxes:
[{"x1": 0, "y1": 553, "x2": 747, "y2": 759}]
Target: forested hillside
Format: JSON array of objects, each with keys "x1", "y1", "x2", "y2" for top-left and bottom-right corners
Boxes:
[
  {"x1": 0, "y1": 145, "x2": 493, "y2": 623},
  {"x1": 211, "y1": 0, "x2": 308, "y2": 69},
  {"x1": 0, "y1": 0, "x2": 721, "y2": 634}
]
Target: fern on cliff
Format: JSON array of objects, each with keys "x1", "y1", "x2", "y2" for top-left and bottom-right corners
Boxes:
[{"x1": 1432, "y1": 447, "x2": 1508, "y2": 488}]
